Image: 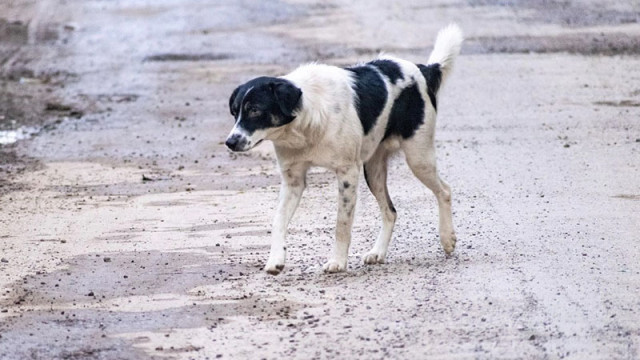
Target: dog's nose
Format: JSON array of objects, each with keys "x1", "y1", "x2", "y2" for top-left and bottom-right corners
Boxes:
[{"x1": 225, "y1": 134, "x2": 241, "y2": 151}]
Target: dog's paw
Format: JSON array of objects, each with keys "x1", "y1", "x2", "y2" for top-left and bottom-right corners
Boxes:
[
  {"x1": 264, "y1": 263, "x2": 285, "y2": 275},
  {"x1": 264, "y1": 250, "x2": 286, "y2": 275},
  {"x1": 322, "y1": 259, "x2": 346, "y2": 273},
  {"x1": 441, "y1": 232, "x2": 457, "y2": 256},
  {"x1": 363, "y1": 250, "x2": 386, "y2": 265}
]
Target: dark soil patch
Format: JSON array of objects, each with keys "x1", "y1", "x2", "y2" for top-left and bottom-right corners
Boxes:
[
  {"x1": 0, "y1": 147, "x2": 40, "y2": 196},
  {"x1": 0, "y1": 248, "x2": 303, "y2": 360},
  {"x1": 594, "y1": 100, "x2": 640, "y2": 107},
  {"x1": 143, "y1": 53, "x2": 233, "y2": 62},
  {"x1": 468, "y1": 0, "x2": 640, "y2": 27},
  {"x1": 466, "y1": 32, "x2": 640, "y2": 55}
]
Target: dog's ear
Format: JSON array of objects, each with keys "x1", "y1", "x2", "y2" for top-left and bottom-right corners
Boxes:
[
  {"x1": 272, "y1": 81, "x2": 302, "y2": 118},
  {"x1": 229, "y1": 86, "x2": 241, "y2": 117}
]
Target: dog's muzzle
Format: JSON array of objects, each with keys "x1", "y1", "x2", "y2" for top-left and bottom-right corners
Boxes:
[{"x1": 225, "y1": 133, "x2": 247, "y2": 152}]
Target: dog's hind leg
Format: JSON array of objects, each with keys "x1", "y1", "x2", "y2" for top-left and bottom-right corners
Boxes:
[
  {"x1": 402, "y1": 136, "x2": 457, "y2": 255},
  {"x1": 362, "y1": 147, "x2": 397, "y2": 265},
  {"x1": 323, "y1": 164, "x2": 360, "y2": 273},
  {"x1": 265, "y1": 164, "x2": 308, "y2": 275}
]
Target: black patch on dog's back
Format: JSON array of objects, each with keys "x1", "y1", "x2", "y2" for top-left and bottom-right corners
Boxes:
[
  {"x1": 368, "y1": 59, "x2": 404, "y2": 84},
  {"x1": 384, "y1": 83, "x2": 425, "y2": 140},
  {"x1": 346, "y1": 65, "x2": 388, "y2": 135},
  {"x1": 417, "y1": 63, "x2": 442, "y2": 111}
]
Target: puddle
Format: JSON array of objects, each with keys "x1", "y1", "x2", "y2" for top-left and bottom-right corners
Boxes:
[{"x1": 0, "y1": 127, "x2": 39, "y2": 145}]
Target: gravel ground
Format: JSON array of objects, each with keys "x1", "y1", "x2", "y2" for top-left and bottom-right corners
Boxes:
[{"x1": 0, "y1": 0, "x2": 639, "y2": 359}]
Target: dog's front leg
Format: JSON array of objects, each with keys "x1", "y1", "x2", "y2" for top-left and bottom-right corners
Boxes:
[
  {"x1": 323, "y1": 165, "x2": 360, "y2": 273},
  {"x1": 264, "y1": 165, "x2": 307, "y2": 275}
]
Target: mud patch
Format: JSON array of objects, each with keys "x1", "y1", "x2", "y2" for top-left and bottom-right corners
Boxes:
[
  {"x1": 143, "y1": 53, "x2": 233, "y2": 62},
  {"x1": 468, "y1": 0, "x2": 640, "y2": 27},
  {"x1": 43, "y1": 171, "x2": 281, "y2": 198},
  {"x1": 0, "y1": 249, "x2": 303, "y2": 359},
  {"x1": 594, "y1": 100, "x2": 640, "y2": 107},
  {"x1": 467, "y1": 32, "x2": 640, "y2": 55},
  {"x1": 612, "y1": 194, "x2": 640, "y2": 200},
  {"x1": 0, "y1": 297, "x2": 301, "y2": 360},
  {"x1": 0, "y1": 147, "x2": 40, "y2": 195},
  {"x1": 0, "y1": 15, "x2": 81, "y2": 192},
  {"x1": 4, "y1": 249, "x2": 254, "y2": 306},
  {"x1": 0, "y1": 19, "x2": 28, "y2": 45},
  {"x1": 161, "y1": 221, "x2": 261, "y2": 234},
  {"x1": 45, "y1": 101, "x2": 84, "y2": 118}
]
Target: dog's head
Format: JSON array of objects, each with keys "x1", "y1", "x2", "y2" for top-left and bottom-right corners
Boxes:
[{"x1": 225, "y1": 77, "x2": 302, "y2": 152}]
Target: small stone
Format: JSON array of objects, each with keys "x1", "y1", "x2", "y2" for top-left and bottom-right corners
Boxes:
[
  {"x1": 0, "y1": 258, "x2": 8, "y2": 263},
  {"x1": 529, "y1": 335, "x2": 536, "y2": 340},
  {"x1": 87, "y1": 291, "x2": 95, "y2": 297},
  {"x1": 564, "y1": 143, "x2": 570, "y2": 148},
  {"x1": 103, "y1": 257, "x2": 111, "y2": 263}
]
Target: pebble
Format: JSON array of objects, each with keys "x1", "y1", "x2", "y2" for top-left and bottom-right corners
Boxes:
[{"x1": 0, "y1": 258, "x2": 8, "y2": 263}]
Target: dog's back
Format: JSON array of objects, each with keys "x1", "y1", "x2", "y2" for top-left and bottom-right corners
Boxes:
[{"x1": 280, "y1": 24, "x2": 464, "y2": 164}]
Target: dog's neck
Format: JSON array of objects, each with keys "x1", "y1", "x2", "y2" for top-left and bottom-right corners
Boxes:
[{"x1": 270, "y1": 97, "x2": 327, "y2": 150}]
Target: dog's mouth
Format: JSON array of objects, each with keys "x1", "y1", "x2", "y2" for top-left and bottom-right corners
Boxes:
[{"x1": 230, "y1": 139, "x2": 263, "y2": 152}]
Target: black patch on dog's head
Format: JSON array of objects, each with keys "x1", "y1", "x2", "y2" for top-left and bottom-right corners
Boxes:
[
  {"x1": 369, "y1": 59, "x2": 404, "y2": 84},
  {"x1": 417, "y1": 63, "x2": 442, "y2": 111},
  {"x1": 384, "y1": 83, "x2": 425, "y2": 140},
  {"x1": 345, "y1": 65, "x2": 388, "y2": 134},
  {"x1": 229, "y1": 77, "x2": 302, "y2": 134}
]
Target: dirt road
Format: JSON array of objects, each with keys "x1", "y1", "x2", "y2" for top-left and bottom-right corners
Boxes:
[{"x1": 1, "y1": 0, "x2": 639, "y2": 359}]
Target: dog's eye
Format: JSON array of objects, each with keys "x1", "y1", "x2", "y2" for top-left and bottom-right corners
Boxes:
[{"x1": 248, "y1": 108, "x2": 262, "y2": 117}]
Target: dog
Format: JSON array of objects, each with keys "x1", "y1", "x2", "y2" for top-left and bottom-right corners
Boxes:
[{"x1": 225, "y1": 24, "x2": 463, "y2": 274}]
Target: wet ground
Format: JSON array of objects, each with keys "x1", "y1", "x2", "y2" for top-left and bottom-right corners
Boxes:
[{"x1": 1, "y1": 0, "x2": 639, "y2": 359}]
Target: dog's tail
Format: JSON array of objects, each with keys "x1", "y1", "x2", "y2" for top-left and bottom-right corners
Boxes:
[{"x1": 426, "y1": 24, "x2": 463, "y2": 85}]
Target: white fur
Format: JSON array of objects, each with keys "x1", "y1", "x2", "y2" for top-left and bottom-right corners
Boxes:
[
  {"x1": 248, "y1": 25, "x2": 464, "y2": 274},
  {"x1": 427, "y1": 23, "x2": 464, "y2": 81}
]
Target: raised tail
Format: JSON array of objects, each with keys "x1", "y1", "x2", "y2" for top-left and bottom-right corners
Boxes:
[
  {"x1": 418, "y1": 24, "x2": 463, "y2": 111},
  {"x1": 427, "y1": 23, "x2": 463, "y2": 85}
]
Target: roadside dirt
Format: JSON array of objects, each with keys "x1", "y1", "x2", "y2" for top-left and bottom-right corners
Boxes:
[{"x1": 1, "y1": 0, "x2": 639, "y2": 359}]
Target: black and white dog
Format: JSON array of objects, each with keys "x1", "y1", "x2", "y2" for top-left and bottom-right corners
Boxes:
[{"x1": 226, "y1": 25, "x2": 463, "y2": 274}]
